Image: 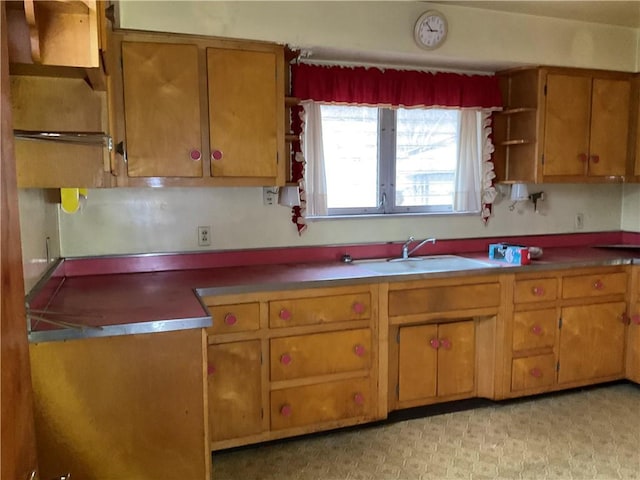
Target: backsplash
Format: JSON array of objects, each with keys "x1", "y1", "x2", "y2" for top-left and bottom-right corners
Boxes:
[{"x1": 56, "y1": 183, "x2": 626, "y2": 258}]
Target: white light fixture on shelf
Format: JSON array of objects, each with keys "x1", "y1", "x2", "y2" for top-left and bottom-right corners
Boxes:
[
  {"x1": 278, "y1": 185, "x2": 301, "y2": 207},
  {"x1": 509, "y1": 183, "x2": 530, "y2": 202}
]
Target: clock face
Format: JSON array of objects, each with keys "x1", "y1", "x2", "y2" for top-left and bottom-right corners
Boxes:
[{"x1": 414, "y1": 11, "x2": 448, "y2": 50}]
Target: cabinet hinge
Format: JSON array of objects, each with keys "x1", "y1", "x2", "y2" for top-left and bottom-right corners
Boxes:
[
  {"x1": 544, "y1": 84, "x2": 547, "y2": 96},
  {"x1": 396, "y1": 331, "x2": 400, "y2": 343},
  {"x1": 261, "y1": 407, "x2": 264, "y2": 419},
  {"x1": 260, "y1": 352, "x2": 263, "y2": 365},
  {"x1": 556, "y1": 361, "x2": 560, "y2": 372},
  {"x1": 276, "y1": 151, "x2": 279, "y2": 164},
  {"x1": 396, "y1": 384, "x2": 399, "y2": 396},
  {"x1": 558, "y1": 317, "x2": 563, "y2": 329},
  {"x1": 541, "y1": 154, "x2": 545, "y2": 165}
]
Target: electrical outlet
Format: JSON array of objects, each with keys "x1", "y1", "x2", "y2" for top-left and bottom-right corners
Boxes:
[
  {"x1": 198, "y1": 226, "x2": 211, "y2": 246},
  {"x1": 263, "y1": 187, "x2": 277, "y2": 206},
  {"x1": 575, "y1": 213, "x2": 584, "y2": 230}
]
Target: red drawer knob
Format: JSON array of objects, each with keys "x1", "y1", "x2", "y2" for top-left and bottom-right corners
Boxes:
[
  {"x1": 590, "y1": 154, "x2": 600, "y2": 164},
  {"x1": 440, "y1": 338, "x2": 452, "y2": 350},
  {"x1": 429, "y1": 338, "x2": 440, "y2": 350},
  {"x1": 189, "y1": 149, "x2": 202, "y2": 161},
  {"x1": 279, "y1": 309, "x2": 291, "y2": 321},
  {"x1": 280, "y1": 353, "x2": 292, "y2": 366},
  {"x1": 531, "y1": 324, "x2": 543, "y2": 335},
  {"x1": 530, "y1": 368, "x2": 542, "y2": 378},
  {"x1": 352, "y1": 302, "x2": 365, "y2": 314},
  {"x1": 207, "y1": 364, "x2": 216, "y2": 376},
  {"x1": 532, "y1": 286, "x2": 545, "y2": 296},
  {"x1": 632, "y1": 315, "x2": 640, "y2": 325},
  {"x1": 578, "y1": 153, "x2": 588, "y2": 163},
  {"x1": 593, "y1": 280, "x2": 604, "y2": 290},
  {"x1": 211, "y1": 150, "x2": 223, "y2": 161},
  {"x1": 280, "y1": 404, "x2": 292, "y2": 417},
  {"x1": 354, "y1": 344, "x2": 366, "y2": 357},
  {"x1": 224, "y1": 313, "x2": 237, "y2": 326},
  {"x1": 354, "y1": 392, "x2": 365, "y2": 405}
]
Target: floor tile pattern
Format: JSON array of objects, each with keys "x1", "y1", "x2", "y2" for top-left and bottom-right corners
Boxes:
[{"x1": 212, "y1": 383, "x2": 640, "y2": 480}]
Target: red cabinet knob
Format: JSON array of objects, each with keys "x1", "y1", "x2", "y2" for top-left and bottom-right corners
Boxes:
[
  {"x1": 211, "y1": 150, "x2": 223, "y2": 161},
  {"x1": 532, "y1": 286, "x2": 545, "y2": 296},
  {"x1": 632, "y1": 315, "x2": 640, "y2": 325},
  {"x1": 280, "y1": 404, "x2": 292, "y2": 417},
  {"x1": 354, "y1": 344, "x2": 366, "y2": 357},
  {"x1": 352, "y1": 302, "x2": 365, "y2": 314},
  {"x1": 280, "y1": 353, "x2": 292, "y2": 366},
  {"x1": 440, "y1": 338, "x2": 452, "y2": 350},
  {"x1": 224, "y1": 313, "x2": 237, "y2": 326},
  {"x1": 620, "y1": 313, "x2": 630, "y2": 325},
  {"x1": 531, "y1": 324, "x2": 543, "y2": 335},
  {"x1": 578, "y1": 153, "x2": 588, "y2": 163},
  {"x1": 207, "y1": 364, "x2": 216, "y2": 376},
  {"x1": 353, "y1": 392, "x2": 365, "y2": 405},
  {"x1": 530, "y1": 367, "x2": 542, "y2": 378},
  {"x1": 593, "y1": 280, "x2": 604, "y2": 290},
  {"x1": 590, "y1": 154, "x2": 600, "y2": 164},
  {"x1": 429, "y1": 338, "x2": 440, "y2": 350},
  {"x1": 189, "y1": 149, "x2": 202, "y2": 161},
  {"x1": 279, "y1": 309, "x2": 291, "y2": 321}
]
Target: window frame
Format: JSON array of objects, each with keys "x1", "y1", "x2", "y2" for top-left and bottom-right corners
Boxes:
[{"x1": 323, "y1": 106, "x2": 458, "y2": 217}]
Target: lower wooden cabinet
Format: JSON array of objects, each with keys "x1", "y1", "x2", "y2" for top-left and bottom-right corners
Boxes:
[
  {"x1": 205, "y1": 284, "x2": 380, "y2": 450},
  {"x1": 397, "y1": 321, "x2": 475, "y2": 404},
  {"x1": 208, "y1": 341, "x2": 263, "y2": 442},
  {"x1": 625, "y1": 266, "x2": 640, "y2": 383}
]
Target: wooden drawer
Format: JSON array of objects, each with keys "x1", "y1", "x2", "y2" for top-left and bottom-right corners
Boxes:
[
  {"x1": 270, "y1": 377, "x2": 371, "y2": 430},
  {"x1": 562, "y1": 271, "x2": 627, "y2": 299},
  {"x1": 513, "y1": 278, "x2": 557, "y2": 303},
  {"x1": 269, "y1": 293, "x2": 370, "y2": 328},
  {"x1": 206, "y1": 303, "x2": 260, "y2": 335},
  {"x1": 270, "y1": 329, "x2": 371, "y2": 381},
  {"x1": 512, "y1": 309, "x2": 557, "y2": 351},
  {"x1": 511, "y1": 354, "x2": 556, "y2": 392},
  {"x1": 388, "y1": 282, "x2": 500, "y2": 317}
]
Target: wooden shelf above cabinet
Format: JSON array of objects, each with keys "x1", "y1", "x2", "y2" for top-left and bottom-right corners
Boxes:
[
  {"x1": 497, "y1": 107, "x2": 536, "y2": 115},
  {"x1": 499, "y1": 139, "x2": 532, "y2": 146},
  {"x1": 7, "y1": 0, "x2": 109, "y2": 90}
]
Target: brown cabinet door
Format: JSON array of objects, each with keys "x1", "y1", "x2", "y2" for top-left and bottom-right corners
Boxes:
[
  {"x1": 588, "y1": 78, "x2": 630, "y2": 177},
  {"x1": 122, "y1": 42, "x2": 203, "y2": 178},
  {"x1": 437, "y1": 321, "x2": 475, "y2": 397},
  {"x1": 398, "y1": 324, "x2": 438, "y2": 402},
  {"x1": 543, "y1": 73, "x2": 591, "y2": 177},
  {"x1": 558, "y1": 302, "x2": 627, "y2": 384},
  {"x1": 208, "y1": 341, "x2": 263, "y2": 442},
  {"x1": 207, "y1": 47, "x2": 278, "y2": 178}
]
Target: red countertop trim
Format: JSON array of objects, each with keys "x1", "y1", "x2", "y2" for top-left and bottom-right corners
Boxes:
[{"x1": 62, "y1": 231, "x2": 627, "y2": 277}]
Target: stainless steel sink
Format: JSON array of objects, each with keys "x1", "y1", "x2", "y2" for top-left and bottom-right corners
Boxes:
[{"x1": 353, "y1": 255, "x2": 497, "y2": 275}]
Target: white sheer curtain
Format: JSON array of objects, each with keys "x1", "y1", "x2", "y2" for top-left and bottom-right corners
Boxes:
[
  {"x1": 453, "y1": 110, "x2": 496, "y2": 219},
  {"x1": 301, "y1": 101, "x2": 328, "y2": 216}
]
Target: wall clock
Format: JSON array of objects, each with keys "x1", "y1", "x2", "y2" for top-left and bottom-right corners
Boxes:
[{"x1": 414, "y1": 10, "x2": 448, "y2": 50}]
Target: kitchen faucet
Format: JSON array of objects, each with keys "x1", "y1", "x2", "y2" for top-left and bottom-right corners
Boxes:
[{"x1": 401, "y1": 236, "x2": 437, "y2": 259}]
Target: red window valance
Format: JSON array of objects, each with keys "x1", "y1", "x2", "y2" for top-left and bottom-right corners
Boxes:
[{"x1": 292, "y1": 63, "x2": 502, "y2": 109}]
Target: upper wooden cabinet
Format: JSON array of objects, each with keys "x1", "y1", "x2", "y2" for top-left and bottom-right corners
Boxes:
[
  {"x1": 111, "y1": 31, "x2": 285, "y2": 187},
  {"x1": 494, "y1": 67, "x2": 633, "y2": 184}
]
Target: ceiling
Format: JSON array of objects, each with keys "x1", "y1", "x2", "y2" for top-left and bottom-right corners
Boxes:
[{"x1": 434, "y1": 1, "x2": 640, "y2": 28}]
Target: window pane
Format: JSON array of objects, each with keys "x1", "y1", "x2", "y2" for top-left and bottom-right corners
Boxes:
[
  {"x1": 395, "y1": 109, "x2": 459, "y2": 207},
  {"x1": 321, "y1": 105, "x2": 379, "y2": 209}
]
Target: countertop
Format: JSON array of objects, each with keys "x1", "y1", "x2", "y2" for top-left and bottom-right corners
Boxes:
[{"x1": 26, "y1": 246, "x2": 639, "y2": 342}]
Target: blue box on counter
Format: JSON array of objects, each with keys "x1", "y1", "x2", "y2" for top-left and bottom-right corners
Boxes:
[{"x1": 488, "y1": 243, "x2": 531, "y2": 265}]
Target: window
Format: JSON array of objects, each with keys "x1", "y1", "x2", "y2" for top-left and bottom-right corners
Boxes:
[{"x1": 321, "y1": 105, "x2": 461, "y2": 215}]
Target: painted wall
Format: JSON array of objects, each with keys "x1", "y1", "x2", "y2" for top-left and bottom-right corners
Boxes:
[
  {"x1": 18, "y1": 190, "x2": 60, "y2": 291},
  {"x1": 26, "y1": 1, "x2": 638, "y2": 259}
]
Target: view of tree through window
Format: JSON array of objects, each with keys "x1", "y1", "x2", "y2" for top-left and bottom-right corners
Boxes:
[{"x1": 321, "y1": 105, "x2": 459, "y2": 215}]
